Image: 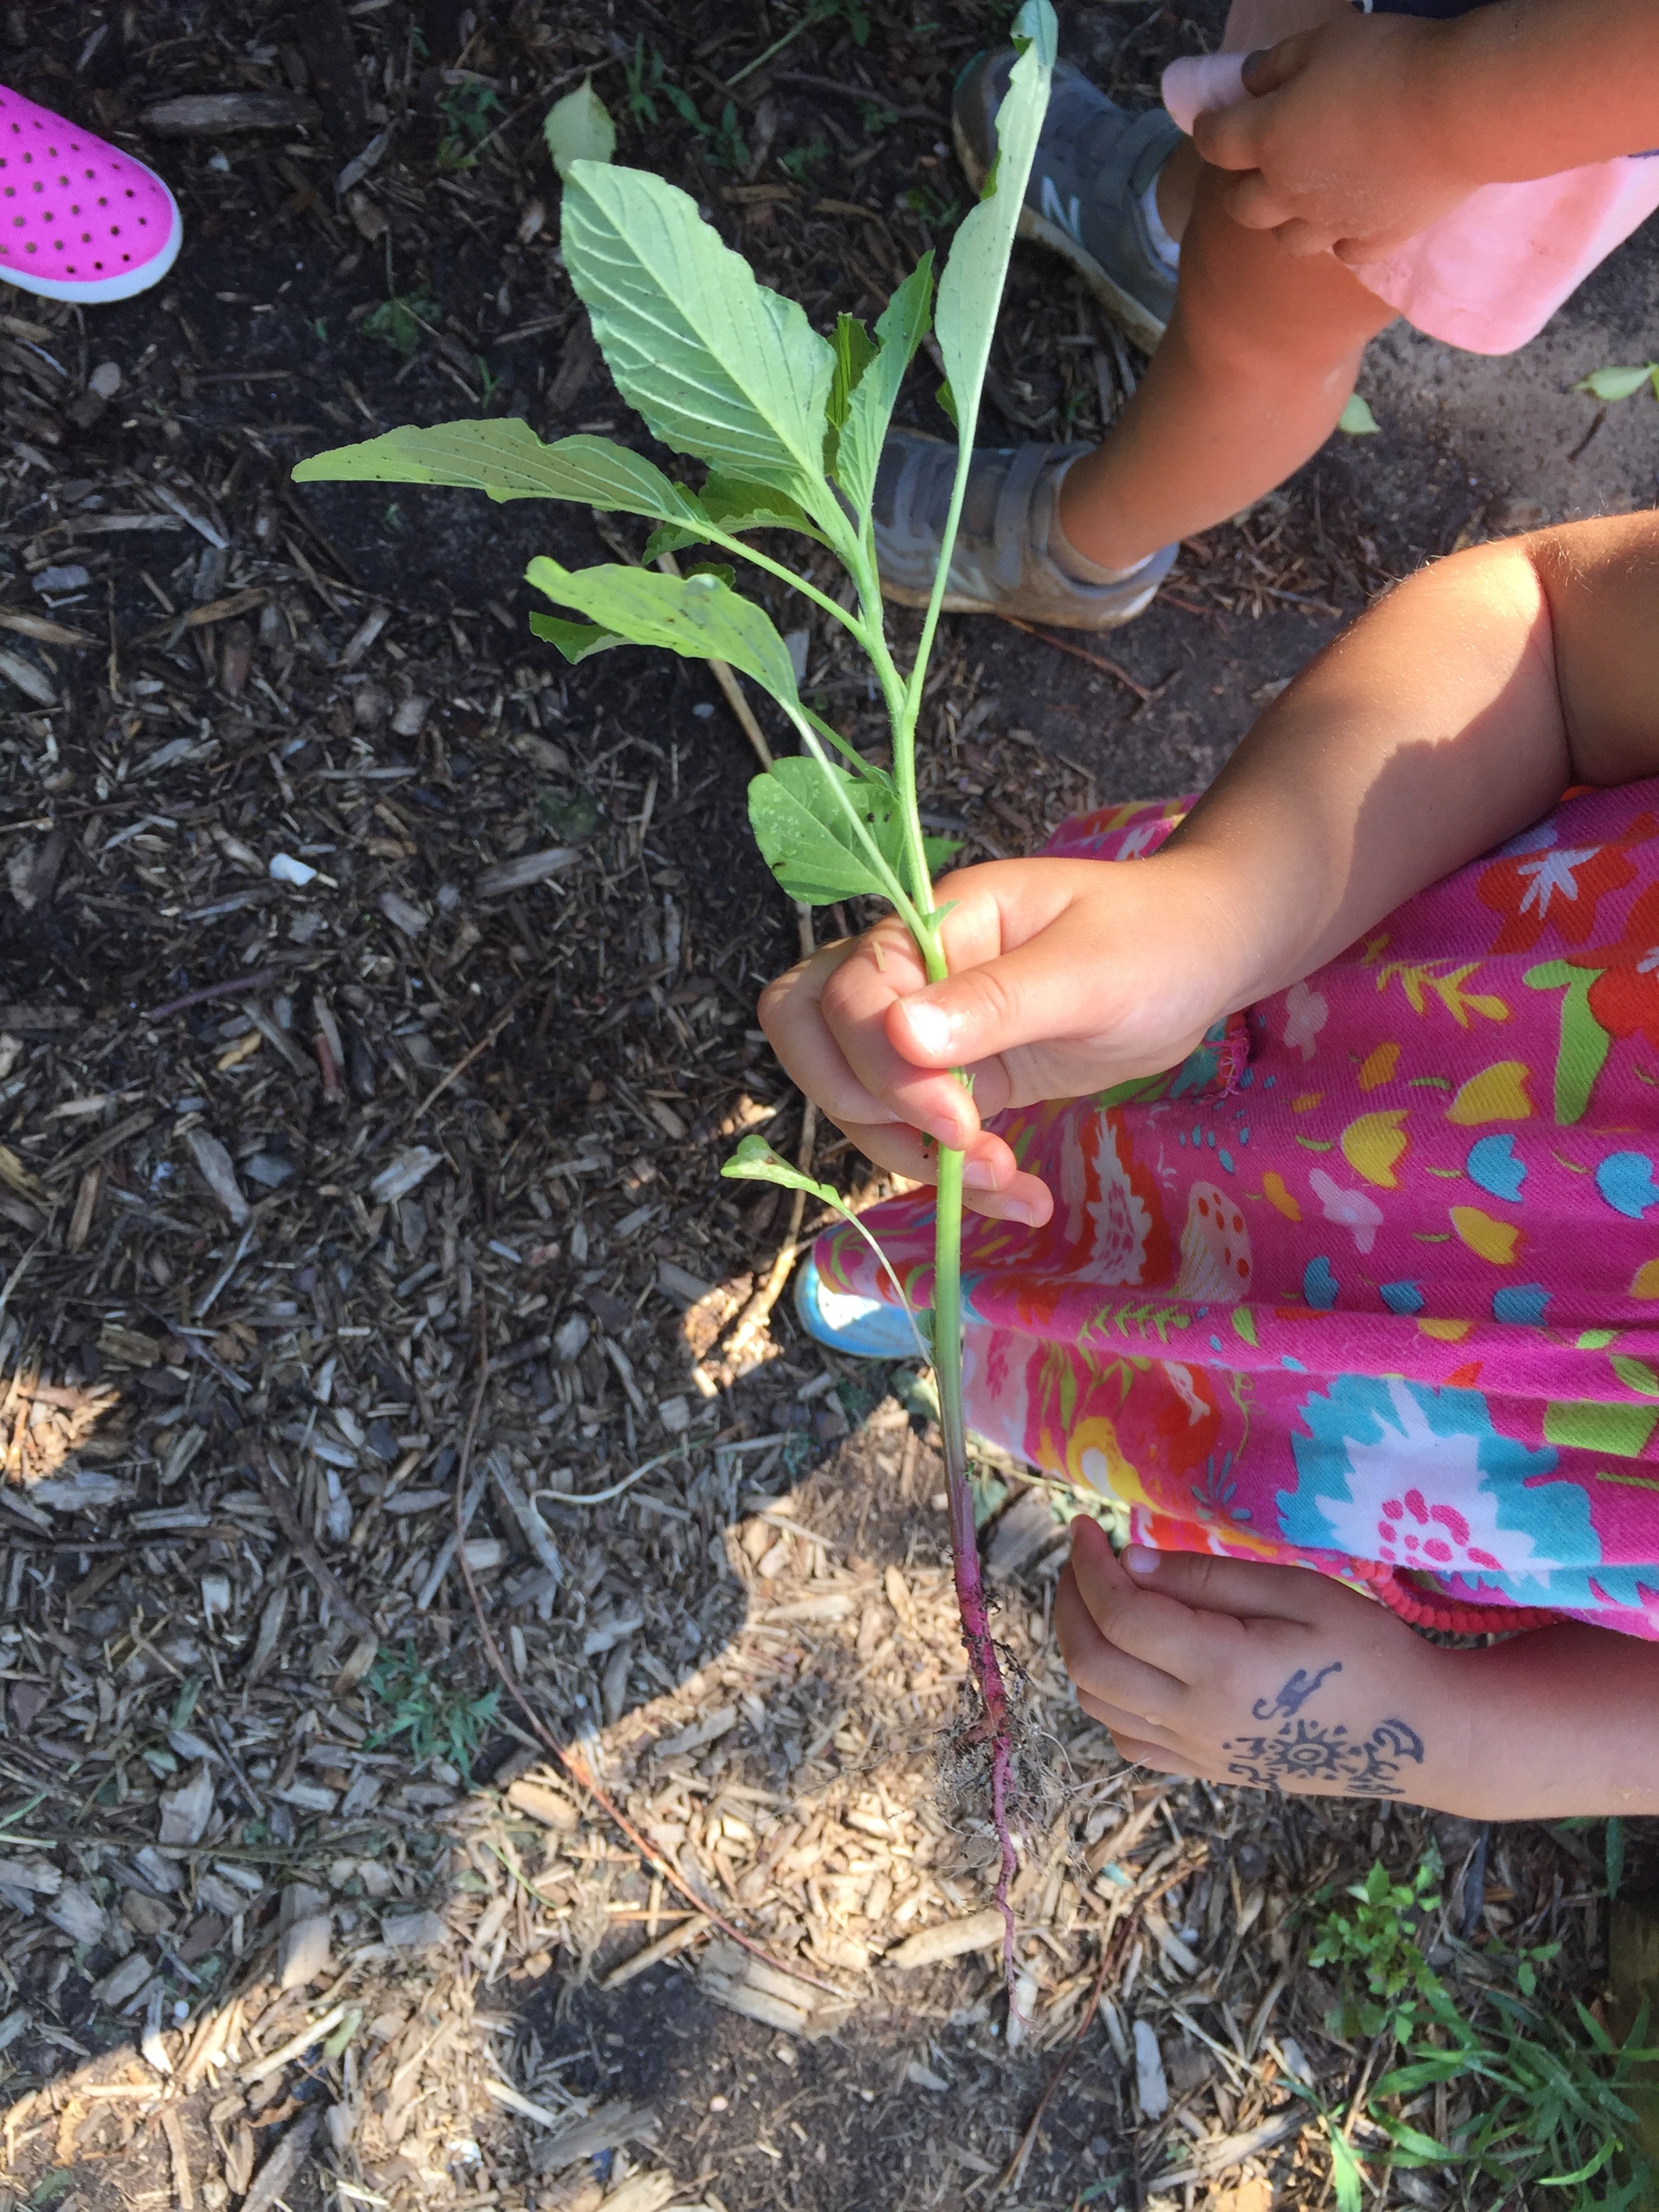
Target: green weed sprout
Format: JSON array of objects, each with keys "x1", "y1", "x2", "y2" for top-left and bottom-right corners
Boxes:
[
  {"x1": 295, "y1": 0, "x2": 1058, "y2": 1968},
  {"x1": 1300, "y1": 1859, "x2": 1659, "y2": 2212}
]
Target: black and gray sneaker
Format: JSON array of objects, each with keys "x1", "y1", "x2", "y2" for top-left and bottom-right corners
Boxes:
[
  {"x1": 955, "y1": 48, "x2": 1183, "y2": 354},
  {"x1": 872, "y1": 432, "x2": 1176, "y2": 628}
]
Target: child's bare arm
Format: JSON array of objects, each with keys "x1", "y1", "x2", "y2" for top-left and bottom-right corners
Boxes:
[
  {"x1": 760, "y1": 514, "x2": 1659, "y2": 1212},
  {"x1": 1167, "y1": 510, "x2": 1659, "y2": 1002},
  {"x1": 1057, "y1": 1522, "x2": 1659, "y2": 1818},
  {"x1": 1196, "y1": 0, "x2": 1659, "y2": 258}
]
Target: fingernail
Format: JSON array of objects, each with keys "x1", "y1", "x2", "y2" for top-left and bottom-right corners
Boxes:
[
  {"x1": 1000, "y1": 1200, "x2": 1040, "y2": 1227},
  {"x1": 962, "y1": 1159, "x2": 1001, "y2": 1191},
  {"x1": 901, "y1": 1002, "x2": 951, "y2": 1058},
  {"x1": 1124, "y1": 1544, "x2": 1160, "y2": 1578}
]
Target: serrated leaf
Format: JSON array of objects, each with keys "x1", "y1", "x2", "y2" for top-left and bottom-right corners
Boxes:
[
  {"x1": 293, "y1": 421, "x2": 703, "y2": 525},
  {"x1": 1338, "y1": 392, "x2": 1380, "y2": 434},
  {"x1": 749, "y1": 763, "x2": 890, "y2": 904},
  {"x1": 544, "y1": 79, "x2": 615, "y2": 180},
  {"x1": 750, "y1": 756, "x2": 954, "y2": 904},
  {"x1": 1575, "y1": 363, "x2": 1656, "y2": 402},
  {"x1": 528, "y1": 612, "x2": 623, "y2": 663},
  {"x1": 935, "y1": 3, "x2": 1054, "y2": 451},
  {"x1": 526, "y1": 556, "x2": 802, "y2": 712},
  {"x1": 560, "y1": 161, "x2": 834, "y2": 499},
  {"x1": 835, "y1": 255, "x2": 935, "y2": 516}
]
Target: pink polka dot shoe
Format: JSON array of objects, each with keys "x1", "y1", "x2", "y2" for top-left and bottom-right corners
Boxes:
[{"x1": 0, "y1": 86, "x2": 182, "y2": 304}]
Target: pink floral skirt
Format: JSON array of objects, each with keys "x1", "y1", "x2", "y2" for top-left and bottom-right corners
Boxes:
[{"x1": 815, "y1": 781, "x2": 1659, "y2": 1639}]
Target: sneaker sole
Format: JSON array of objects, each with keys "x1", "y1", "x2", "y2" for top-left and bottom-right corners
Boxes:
[
  {"x1": 0, "y1": 197, "x2": 183, "y2": 305},
  {"x1": 879, "y1": 566, "x2": 1166, "y2": 629},
  {"x1": 954, "y1": 113, "x2": 1168, "y2": 357}
]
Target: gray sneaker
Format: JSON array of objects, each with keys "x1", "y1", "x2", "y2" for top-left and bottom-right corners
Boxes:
[
  {"x1": 955, "y1": 48, "x2": 1182, "y2": 354},
  {"x1": 872, "y1": 433, "x2": 1176, "y2": 628}
]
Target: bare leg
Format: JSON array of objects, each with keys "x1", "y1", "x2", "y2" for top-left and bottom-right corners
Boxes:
[{"x1": 1057, "y1": 161, "x2": 1395, "y2": 571}]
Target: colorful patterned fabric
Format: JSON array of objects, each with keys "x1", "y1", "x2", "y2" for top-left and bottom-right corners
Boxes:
[{"x1": 815, "y1": 781, "x2": 1659, "y2": 1641}]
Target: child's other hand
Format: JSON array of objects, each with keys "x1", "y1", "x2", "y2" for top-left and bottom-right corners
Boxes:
[
  {"x1": 758, "y1": 854, "x2": 1237, "y2": 1225},
  {"x1": 1195, "y1": 12, "x2": 1477, "y2": 261},
  {"x1": 1054, "y1": 1519, "x2": 1466, "y2": 1808}
]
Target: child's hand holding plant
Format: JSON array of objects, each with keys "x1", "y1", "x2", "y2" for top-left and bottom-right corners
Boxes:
[{"x1": 760, "y1": 850, "x2": 1246, "y2": 1223}]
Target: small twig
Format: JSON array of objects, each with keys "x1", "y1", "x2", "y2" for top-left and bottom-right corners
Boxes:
[
  {"x1": 143, "y1": 969, "x2": 288, "y2": 1021},
  {"x1": 411, "y1": 983, "x2": 531, "y2": 1122},
  {"x1": 251, "y1": 1448, "x2": 377, "y2": 1645},
  {"x1": 995, "y1": 615, "x2": 1152, "y2": 701},
  {"x1": 453, "y1": 1298, "x2": 846, "y2": 1998},
  {"x1": 533, "y1": 1444, "x2": 689, "y2": 1509}
]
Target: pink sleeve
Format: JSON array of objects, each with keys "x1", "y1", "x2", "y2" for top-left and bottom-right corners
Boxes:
[{"x1": 1161, "y1": 51, "x2": 1249, "y2": 135}]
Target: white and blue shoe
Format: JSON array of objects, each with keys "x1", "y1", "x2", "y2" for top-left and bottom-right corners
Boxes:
[{"x1": 794, "y1": 1257, "x2": 918, "y2": 1360}]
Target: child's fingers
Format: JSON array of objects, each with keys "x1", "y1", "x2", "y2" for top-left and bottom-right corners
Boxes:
[
  {"x1": 1055, "y1": 1557, "x2": 1187, "y2": 1727},
  {"x1": 815, "y1": 928, "x2": 991, "y2": 1152},
  {"x1": 759, "y1": 939, "x2": 909, "y2": 1136},
  {"x1": 1120, "y1": 1544, "x2": 1339, "y2": 1626},
  {"x1": 1065, "y1": 1518, "x2": 1228, "y2": 1685}
]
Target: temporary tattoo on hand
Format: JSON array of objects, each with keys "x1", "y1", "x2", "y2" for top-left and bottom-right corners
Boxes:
[
  {"x1": 1252, "y1": 1661, "x2": 1343, "y2": 1721},
  {"x1": 1221, "y1": 1714, "x2": 1425, "y2": 1796}
]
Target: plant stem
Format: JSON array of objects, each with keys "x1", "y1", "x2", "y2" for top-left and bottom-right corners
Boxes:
[{"x1": 931, "y1": 1078, "x2": 1019, "y2": 1971}]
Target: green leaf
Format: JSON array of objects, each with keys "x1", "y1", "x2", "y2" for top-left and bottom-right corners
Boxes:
[
  {"x1": 560, "y1": 161, "x2": 834, "y2": 499},
  {"x1": 528, "y1": 612, "x2": 623, "y2": 663},
  {"x1": 828, "y1": 312, "x2": 878, "y2": 437},
  {"x1": 544, "y1": 78, "x2": 615, "y2": 180},
  {"x1": 935, "y1": 377, "x2": 959, "y2": 429},
  {"x1": 1575, "y1": 363, "x2": 1656, "y2": 402},
  {"x1": 526, "y1": 556, "x2": 802, "y2": 712},
  {"x1": 749, "y1": 761, "x2": 891, "y2": 903},
  {"x1": 934, "y1": 1, "x2": 1055, "y2": 453},
  {"x1": 1326, "y1": 2127, "x2": 1364, "y2": 2212},
  {"x1": 1607, "y1": 1814, "x2": 1626, "y2": 1899},
  {"x1": 642, "y1": 474, "x2": 826, "y2": 560},
  {"x1": 722, "y1": 1131, "x2": 851, "y2": 1214},
  {"x1": 1338, "y1": 392, "x2": 1380, "y2": 435},
  {"x1": 722, "y1": 1134, "x2": 926, "y2": 1355},
  {"x1": 835, "y1": 255, "x2": 935, "y2": 516},
  {"x1": 294, "y1": 421, "x2": 704, "y2": 526},
  {"x1": 750, "y1": 756, "x2": 955, "y2": 904}
]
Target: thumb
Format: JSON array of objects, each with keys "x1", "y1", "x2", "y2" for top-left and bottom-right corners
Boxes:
[{"x1": 885, "y1": 907, "x2": 1116, "y2": 1071}]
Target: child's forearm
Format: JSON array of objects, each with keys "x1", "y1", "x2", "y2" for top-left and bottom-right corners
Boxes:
[
  {"x1": 1158, "y1": 514, "x2": 1659, "y2": 1009},
  {"x1": 1456, "y1": 1624, "x2": 1659, "y2": 1818},
  {"x1": 1425, "y1": 0, "x2": 1659, "y2": 182}
]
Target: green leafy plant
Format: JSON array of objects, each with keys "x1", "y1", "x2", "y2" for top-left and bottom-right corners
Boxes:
[
  {"x1": 364, "y1": 1639, "x2": 501, "y2": 1780},
  {"x1": 779, "y1": 138, "x2": 830, "y2": 182},
  {"x1": 361, "y1": 293, "x2": 439, "y2": 358},
  {"x1": 438, "y1": 78, "x2": 505, "y2": 169},
  {"x1": 623, "y1": 39, "x2": 670, "y2": 127},
  {"x1": 1302, "y1": 1858, "x2": 1659, "y2": 2212},
  {"x1": 1309, "y1": 1857, "x2": 1443, "y2": 2042},
  {"x1": 295, "y1": 0, "x2": 1059, "y2": 1975}
]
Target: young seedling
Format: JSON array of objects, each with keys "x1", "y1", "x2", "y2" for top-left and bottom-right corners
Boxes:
[{"x1": 295, "y1": 0, "x2": 1057, "y2": 1970}]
